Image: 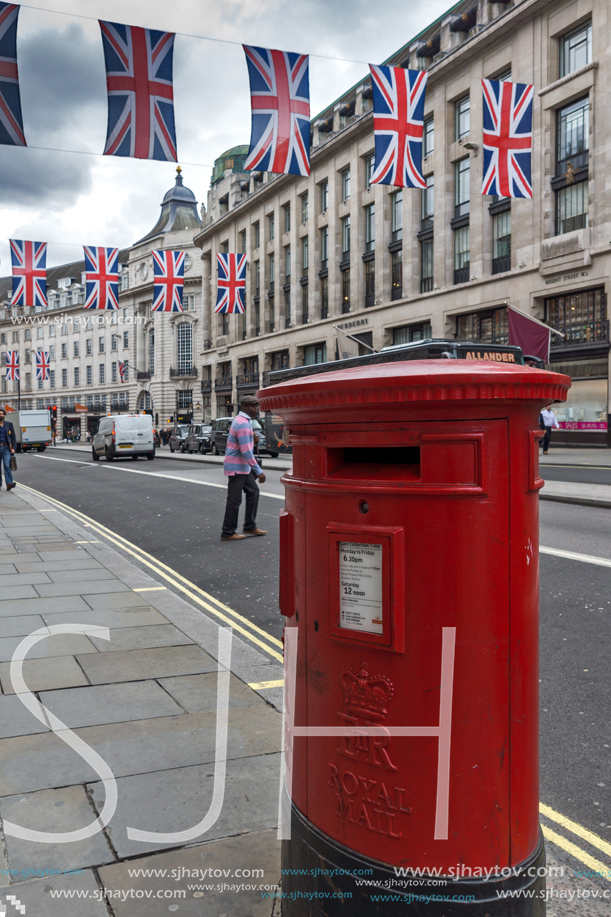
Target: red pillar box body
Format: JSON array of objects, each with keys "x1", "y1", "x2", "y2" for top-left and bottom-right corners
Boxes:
[{"x1": 259, "y1": 358, "x2": 569, "y2": 917}]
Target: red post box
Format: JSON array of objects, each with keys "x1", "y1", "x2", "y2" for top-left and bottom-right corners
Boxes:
[{"x1": 260, "y1": 357, "x2": 570, "y2": 916}]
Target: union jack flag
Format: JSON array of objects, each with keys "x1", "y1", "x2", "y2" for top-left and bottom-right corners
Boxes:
[
  {"x1": 0, "y1": 2, "x2": 26, "y2": 146},
  {"x1": 5, "y1": 351, "x2": 19, "y2": 382},
  {"x1": 10, "y1": 240, "x2": 47, "y2": 307},
  {"x1": 369, "y1": 64, "x2": 427, "y2": 189},
  {"x1": 35, "y1": 350, "x2": 50, "y2": 381},
  {"x1": 481, "y1": 78, "x2": 534, "y2": 199},
  {"x1": 243, "y1": 45, "x2": 310, "y2": 177},
  {"x1": 83, "y1": 246, "x2": 120, "y2": 310},
  {"x1": 152, "y1": 250, "x2": 184, "y2": 312},
  {"x1": 118, "y1": 361, "x2": 128, "y2": 382},
  {"x1": 99, "y1": 20, "x2": 177, "y2": 161},
  {"x1": 215, "y1": 253, "x2": 246, "y2": 314}
]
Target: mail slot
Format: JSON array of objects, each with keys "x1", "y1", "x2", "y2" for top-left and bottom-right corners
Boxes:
[{"x1": 260, "y1": 358, "x2": 570, "y2": 917}]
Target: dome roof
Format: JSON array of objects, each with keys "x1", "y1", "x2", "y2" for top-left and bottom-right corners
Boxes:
[{"x1": 136, "y1": 167, "x2": 202, "y2": 244}]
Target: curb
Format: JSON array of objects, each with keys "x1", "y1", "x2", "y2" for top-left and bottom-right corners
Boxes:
[{"x1": 539, "y1": 494, "x2": 611, "y2": 510}]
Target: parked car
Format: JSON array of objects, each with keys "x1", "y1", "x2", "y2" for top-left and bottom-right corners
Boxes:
[
  {"x1": 184, "y1": 423, "x2": 213, "y2": 454},
  {"x1": 168, "y1": 424, "x2": 190, "y2": 452},
  {"x1": 92, "y1": 414, "x2": 155, "y2": 461},
  {"x1": 210, "y1": 416, "x2": 278, "y2": 457}
]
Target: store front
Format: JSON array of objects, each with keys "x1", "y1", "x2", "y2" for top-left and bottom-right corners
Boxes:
[{"x1": 62, "y1": 416, "x2": 82, "y2": 441}]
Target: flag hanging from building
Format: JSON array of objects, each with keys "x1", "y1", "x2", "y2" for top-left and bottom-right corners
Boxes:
[
  {"x1": 5, "y1": 351, "x2": 19, "y2": 381},
  {"x1": 99, "y1": 20, "x2": 177, "y2": 161},
  {"x1": 35, "y1": 351, "x2": 51, "y2": 381},
  {"x1": 118, "y1": 360, "x2": 128, "y2": 382},
  {"x1": 215, "y1": 253, "x2": 246, "y2": 314},
  {"x1": 243, "y1": 45, "x2": 310, "y2": 177},
  {"x1": 152, "y1": 249, "x2": 184, "y2": 312},
  {"x1": 507, "y1": 305, "x2": 550, "y2": 363},
  {"x1": 0, "y1": 3, "x2": 26, "y2": 146},
  {"x1": 83, "y1": 246, "x2": 120, "y2": 310},
  {"x1": 10, "y1": 240, "x2": 47, "y2": 307},
  {"x1": 369, "y1": 64, "x2": 428, "y2": 189},
  {"x1": 481, "y1": 78, "x2": 534, "y2": 199}
]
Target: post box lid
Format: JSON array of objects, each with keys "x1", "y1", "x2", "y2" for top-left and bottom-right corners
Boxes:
[{"x1": 258, "y1": 359, "x2": 570, "y2": 422}]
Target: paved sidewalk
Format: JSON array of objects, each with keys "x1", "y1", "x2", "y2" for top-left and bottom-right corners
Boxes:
[{"x1": 0, "y1": 490, "x2": 283, "y2": 916}]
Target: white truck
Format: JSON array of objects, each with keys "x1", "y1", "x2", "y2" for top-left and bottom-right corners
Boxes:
[{"x1": 10, "y1": 409, "x2": 52, "y2": 453}]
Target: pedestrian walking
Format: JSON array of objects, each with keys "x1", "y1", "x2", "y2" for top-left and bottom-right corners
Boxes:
[
  {"x1": 539, "y1": 403, "x2": 560, "y2": 454},
  {"x1": 220, "y1": 395, "x2": 267, "y2": 542},
  {"x1": 0, "y1": 409, "x2": 17, "y2": 491}
]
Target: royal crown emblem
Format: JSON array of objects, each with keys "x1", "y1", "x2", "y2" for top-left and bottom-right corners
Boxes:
[{"x1": 340, "y1": 663, "x2": 394, "y2": 722}]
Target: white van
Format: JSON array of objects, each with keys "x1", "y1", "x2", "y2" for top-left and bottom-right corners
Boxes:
[{"x1": 92, "y1": 414, "x2": 155, "y2": 461}]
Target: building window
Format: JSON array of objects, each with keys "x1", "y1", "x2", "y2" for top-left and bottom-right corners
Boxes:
[
  {"x1": 253, "y1": 221, "x2": 260, "y2": 248},
  {"x1": 62, "y1": 368, "x2": 68, "y2": 387},
  {"x1": 560, "y1": 21, "x2": 592, "y2": 78},
  {"x1": 391, "y1": 250, "x2": 402, "y2": 301},
  {"x1": 111, "y1": 334, "x2": 118, "y2": 351},
  {"x1": 320, "y1": 226, "x2": 328, "y2": 267},
  {"x1": 239, "y1": 229, "x2": 246, "y2": 253},
  {"x1": 177, "y1": 323, "x2": 192, "y2": 372},
  {"x1": 557, "y1": 182, "x2": 589, "y2": 235},
  {"x1": 268, "y1": 212, "x2": 275, "y2": 241},
  {"x1": 557, "y1": 97, "x2": 589, "y2": 174},
  {"x1": 320, "y1": 275, "x2": 328, "y2": 319},
  {"x1": 301, "y1": 193, "x2": 308, "y2": 223},
  {"x1": 365, "y1": 152, "x2": 375, "y2": 189},
  {"x1": 111, "y1": 362, "x2": 117, "y2": 383},
  {"x1": 365, "y1": 203, "x2": 375, "y2": 252},
  {"x1": 320, "y1": 179, "x2": 329, "y2": 212},
  {"x1": 455, "y1": 95, "x2": 470, "y2": 140},
  {"x1": 420, "y1": 238, "x2": 434, "y2": 293},
  {"x1": 492, "y1": 210, "x2": 511, "y2": 274},
  {"x1": 455, "y1": 159, "x2": 470, "y2": 217},
  {"x1": 341, "y1": 216, "x2": 350, "y2": 255},
  {"x1": 37, "y1": 326, "x2": 44, "y2": 339},
  {"x1": 284, "y1": 203, "x2": 291, "y2": 234},
  {"x1": 284, "y1": 288, "x2": 291, "y2": 328},
  {"x1": 221, "y1": 313, "x2": 229, "y2": 336},
  {"x1": 341, "y1": 269, "x2": 350, "y2": 313},
  {"x1": 391, "y1": 190, "x2": 402, "y2": 242},
  {"x1": 301, "y1": 284, "x2": 309, "y2": 324},
  {"x1": 49, "y1": 345, "x2": 55, "y2": 360},
  {"x1": 341, "y1": 167, "x2": 351, "y2": 201},
  {"x1": 285, "y1": 246, "x2": 291, "y2": 277},
  {"x1": 74, "y1": 367, "x2": 80, "y2": 386},
  {"x1": 255, "y1": 261, "x2": 260, "y2": 291},
  {"x1": 453, "y1": 226, "x2": 470, "y2": 284},
  {"x1": 423, "y1": 117, "x2": 434, "y2": 157},
  {"x1": 365, "y1": 259, "x2": 375, "y2": 308},
  {"x1": 24, "y1": 328, "x2": 31, "y2": 341},
  {"x1": 86, "y1": 338, "x2": 92, "y2": 355},
  {"x1": 422, "y1": 174, "x2": 434, "y2": 226},
  {"x1": 86, "y1": 365, "x2": 92, "y2": 385},
  {"x1": 302, "y1": 237, "x2": 309, "y2": 273},
  {"x1": 99, "y1": 364, "x2": 105, "y2": 383},
  {"x1": 457, "y1": 307, "x2": 508, "y2": 343},
  {"x1": 546, "y1": 287, "x2": 606, "y2": 343},
  {"x1": 254, "y1": 299, "x2": 261, "y2": 336},
  {"x1": 269, "y1": 294, "x2": 275, "y2": 333},
  {"x1": 393, "y1": 322, "x2": 432, "y2": 345},
  {"x1": 271, "y1": 350, "x2": 289, "y2": 371},
  {"x1": 73, "y1": 340, "x2": 79, "y2": 357},
  {"x1": 49, "y1": 369, "x2": 55, "y2": 387},
  {"x1": 304, "y1": 343, "x2": 327, "y2": 365},
  {"x1": 269, "y1": 252, "x2": 275, "y2": 287},
  {"x1": 123, "y1": 331, "x2": 129, "y2": 348},
  {"x1": 99, "y1": 336, "x2": 104, "y2": 352}
]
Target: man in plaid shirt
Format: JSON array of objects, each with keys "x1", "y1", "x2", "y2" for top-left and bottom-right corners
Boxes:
[{"x1": 220, "y1": 395, "x2": 267, "y2": 541}]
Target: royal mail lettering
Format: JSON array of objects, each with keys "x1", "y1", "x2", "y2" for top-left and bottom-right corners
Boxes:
[{"x1": 329, "y1": 764, "x2": 411, "y2": 837}]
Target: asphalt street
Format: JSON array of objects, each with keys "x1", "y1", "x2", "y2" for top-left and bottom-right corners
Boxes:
[{"x1": 6, "y1": 449, "x2": 611, "y2": 862}]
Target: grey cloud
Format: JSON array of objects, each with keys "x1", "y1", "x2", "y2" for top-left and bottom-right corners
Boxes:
[{"x1": 0, "y1": 146, "x2": 92, "y2": 207}]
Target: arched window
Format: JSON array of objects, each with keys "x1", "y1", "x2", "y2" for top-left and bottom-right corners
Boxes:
[
  {"x1": 177, "y1": 323, "x2": 192, "y2": 373},
  {"x1": 138, "y1": 391, "x2": 152, "y2": 411}
]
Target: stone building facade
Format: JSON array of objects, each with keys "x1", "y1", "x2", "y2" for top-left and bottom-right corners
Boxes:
[{"x1": 195, "y1": 0, "x2": 610, "y2": 445}]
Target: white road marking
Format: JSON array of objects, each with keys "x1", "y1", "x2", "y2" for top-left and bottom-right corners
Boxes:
[
  {"x1": 540, "y1": 545, "x2": 611, "y2": 569},
  {"x1": 34, "y1": 454, "x2": 285, "y2": 500}
]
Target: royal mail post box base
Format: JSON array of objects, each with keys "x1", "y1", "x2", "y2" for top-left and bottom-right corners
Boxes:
[{"x1": 282, "y1": 801, "x2": 546, "y2": 917}]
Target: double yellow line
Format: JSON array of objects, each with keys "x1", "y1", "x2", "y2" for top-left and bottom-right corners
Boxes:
[
  {"x1": 19, "y1": 483, "x2": 284, "y2": 664},
  {"x1": 540, "y1": 803, "x2": 611, "y2": 881}
]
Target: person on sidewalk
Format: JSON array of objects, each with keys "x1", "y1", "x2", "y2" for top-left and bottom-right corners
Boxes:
[
  {"x1": 539, "y1": 404, "x2": 560, "y2": 454},
  {"x1": 0, "y1": 409, "x2": 17, "y2": 491},
  {"x1": 220, "y1": 395, "x2": 267, "y2": 542}
]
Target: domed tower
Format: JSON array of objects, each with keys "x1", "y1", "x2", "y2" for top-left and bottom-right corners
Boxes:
[{"x1": 136, "y1": 166, "x2": 202, "y2": 244}]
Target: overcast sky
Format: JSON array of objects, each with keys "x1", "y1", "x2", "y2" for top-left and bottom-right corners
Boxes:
[{"x1": 0, "y1": 0, "x2": 451, "y2": 272}]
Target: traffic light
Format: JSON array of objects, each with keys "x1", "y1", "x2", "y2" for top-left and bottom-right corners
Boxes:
[{"x1": 51, "y1": 406, "x2": 57, "y2": 419}]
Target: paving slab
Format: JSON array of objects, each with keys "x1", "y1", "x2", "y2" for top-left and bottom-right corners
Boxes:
[
  {"x1": 34, "y1": 580, "x2": 132, "y2": 598},
  {"x1": 89, "y1": 751, "x2": 282, "y2": 858},
  {"x1": 0, "y1": 785, "x2": 115, "y2": 877},
  {"x1": 0, "y1": 571, "x2": 51, "y2": 587},
  {"x1": 1, "y1": 527, "x2": 58, "y2": 537},
  {"x1": 0, "y1": 584, "x2": 38, "y2": 601},
  {"x1": 0, "y1": 595, "x2": 90, "y2": 617},
  {"x1": 77, "y1": 645, "x2": 219, "y2": 683},
  {"x1": 39, "y1": 680, "x2": 185, "y2": 728},
  {"x1": 0, "y1": 870, "x2": 110, "y2": 916},
  {"x1": 83, "y1": 591, "x2": 151, "y2": 610},
  {"x1": 0, "y1": 706, "x2": 281, "y2": 795},
  {"x1": 42, "y1": 607, "x2": 167, "y2": 629},
  {"x1": 35, "y1": 549, "x2": 88, "y2": 560},
  {"x1": 0, "y1": 547, "x2": 18, "y2": 556},
  {"x1": 48, "y1": 568, "x2": 117, "y2": 583},
  {"x1": 0, "y1": 694, "x2": 49, "y2": 738},
  {"x1": 0, "y1": 633, "x2": 98, "y2": 663},
  {"x1": 159, "y1": 671, "x2": 269, "y2": 713},
  {"x1": 14, "y1": 558, "x2": 104, "y2": 573},
  {"x1": 89, "y1": 624, "x2": 193, "y2": 653},
  {"x1": 98, "y1": 829, "x2": 281, "y2": 917},
  {"x1": 0, "y1": 614, "x2": 46, "y2": 637},
  {"x1": 0, "y1": 655, "x2": 90, "y2": 695},
  {"x1": 0, "y1": 562, "x2": 17, "y2": 574}
]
